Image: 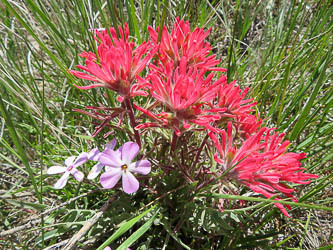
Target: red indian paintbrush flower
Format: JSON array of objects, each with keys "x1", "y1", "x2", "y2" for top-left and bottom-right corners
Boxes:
[
  {"x1": 216, "y1": 80, "x2": 260, "y2": 138},
  {"x1": 149, "y1": 17, "x2": 226, "y2": 72},
  {"x1": 134, "y1": 58, "x2": 227, "y2": 135},
  {"x1": 69, "y1": 23, "x2": 157, "y2": 101},
  {"x1": 235, "y1": 114, "x2": 261, "y2": 139},
  {"x1": 209, "y1": 122, "x2": 318, "y2": 217},
  {"x1": 217, "y1": 80, "x2": 257, "y2": 118}
]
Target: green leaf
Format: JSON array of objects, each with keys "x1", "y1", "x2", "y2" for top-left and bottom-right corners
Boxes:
[
  {"x1": 129, "y1": 0, "x2": 141, "y2": 44},
  {"x1": 6, "y1": 199, "x2": 48, "y2": 211},
  {"x1": 289, "y1": 43, "x2": 332, "y2": 141},
  {"x1": 275, "y1": 234, "x2": 296, "y2": 248},
  {"x1": 73, "y1": 134, "x2": 94, "y2": 140},
  {"x1": 201, "y1": 193, "x2": 333, "y2": 212},
  {"x1": 97, "y1": 205, "x2": 157, "y2": 250},
  {"x1": 1, "y1": 0, "x2": 70, "y2": 76},
  {"x1": 162, "y1": 219, "x2": 191, "y2": 250},
  {"x1": 117, "y1": 208, "x2": 160, "y2": 249},
  {"x1": 317, "y1": 245, "x2": 333, "y2": 250},
  {"x1": 0, "y1": 92, "x2": 42, "y2": 203}
]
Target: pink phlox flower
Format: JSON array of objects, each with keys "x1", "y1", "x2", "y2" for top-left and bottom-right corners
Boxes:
[
  {"x1": 210, "y1": 122, "x2": 318, "y2": 217},
  {"x1": 87, "y1": 139, "x2": 117, "y2": 180},
  {"x1": 47, "y1": 152, "x2": 88, "y2": 189},
  {"x1": 99, "y1": 141, "x2": 151, "y2": 194},
  {"x1": 149, "y1": 17, "x2": 226, "y2": 71},
  {"x1": 69, "y1": 23, "x2": 157, "y2": 100}
]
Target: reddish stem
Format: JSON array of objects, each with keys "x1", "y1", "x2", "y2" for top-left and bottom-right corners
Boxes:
[
  {"x1": 170, "y1": 131, "x2": 178, "y2": 153},
  {"x1": 124, "y1": 98, "x2": 141, "y2": 147},
  {"x1": 195, "y1": 177, "x2": 216, "y2": 191},
  {"x1": 192, "y1": 133, "x2": 209, "y2": 172}
]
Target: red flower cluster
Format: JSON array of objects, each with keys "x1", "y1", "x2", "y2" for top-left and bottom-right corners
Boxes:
[
  {"x1": 69, "y1": 23, "x2": 157, "y2": 101},
  {"x1": 209, "y1": 122, "x2": 317, "y2": 217},
  {"x1": 135, "y1": 19, "x2": 234, "y2": 134},
  {"x1": 134, "y1": 57, "x2": 226, "y2": 135},
  {"x1": 148, "y1": 18, "x2": 225, "y2": 71},
  {"x1": 69, "y1": 19, "x2": 318, "y2": 217}
]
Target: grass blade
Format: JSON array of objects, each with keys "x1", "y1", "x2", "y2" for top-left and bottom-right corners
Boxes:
[
  {"x1": 201, "y1": 193, "x2": 333, "y2": 212},
  {"x1": 289, "y1": 43, "x2": 332, "y2": 141},
  {"x1": 117, "y1": 208, "x2": 160, "y2": 249},
  {"x1": 0, "y1": 92, "x2": 41, "y2": 203},
  {"x1": 97, "y1": 205, "x2": 157, "y2": 250}
]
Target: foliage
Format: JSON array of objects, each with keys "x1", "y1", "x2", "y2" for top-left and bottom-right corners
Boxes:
[{"x1": 0, "y1": 0, "x2": 332, "y2": 249}]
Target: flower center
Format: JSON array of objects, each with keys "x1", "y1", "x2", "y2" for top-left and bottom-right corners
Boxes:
[
  {"x1": 67, "y1": 165, "x2": 74, "y2": 171},
  {"x1": 121, "y1": 164, "x2": 128, "y2": 172}
]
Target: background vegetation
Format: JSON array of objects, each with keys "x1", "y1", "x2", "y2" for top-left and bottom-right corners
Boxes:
[{"x1": 0, "y1": 0, "x2": 332, "y2": 249}]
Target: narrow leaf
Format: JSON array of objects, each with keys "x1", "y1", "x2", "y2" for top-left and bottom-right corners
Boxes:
[
  {"x1": 97, "y1": 205, "x2": 157, "y2": 250},
  {"x1": 117, "y1": 208, "x2": 160, "y2": 249}
]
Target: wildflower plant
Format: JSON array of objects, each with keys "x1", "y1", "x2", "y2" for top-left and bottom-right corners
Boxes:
[
  {"x1": 1, "y1": 0, "x2": 332, "y2": 248},
  {"x1": 44, "y1": 17, "x2": 320, "y2": 248}
]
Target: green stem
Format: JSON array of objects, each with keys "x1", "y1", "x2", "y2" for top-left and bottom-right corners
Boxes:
[
  {"x1": 40, "y1": 56, "x2": 45, "y2": 247},
  {"x1": 226, "y1": 1, "x2": 239, "y2": 82},
  {"x1": 157, "y1": 0, "x2": 169, "y2": 43}
]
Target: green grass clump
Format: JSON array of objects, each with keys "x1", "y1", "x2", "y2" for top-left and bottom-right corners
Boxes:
[{"x1": 0, "y1": 0, "x2": 332, "y2": 249}]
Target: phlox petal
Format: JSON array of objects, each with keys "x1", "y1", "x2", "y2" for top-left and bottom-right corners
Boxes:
[
  {"x1": 106, "y1": 139, "x2": 117, "y2": 150},
  {"x1": 73, "y1": 152, "x2": 89, "y2": 167},
  {"x1": 121, "y1": 142, "x2": 139, "y2": 163},
  {"x1": 71, "y1": 169, "x2": 84, "y2": 182},
  {"x1": 122, "y1": 171, "x2": 139, "y2": 194},
  {"x1": 129, "y1": 160, "x2": 151, "y2": 175},
  {"x1": 100, "y1": 168, "x2": 122, "y2": 189},
  {"x1": 88, "y1": 163, "x2": 104, "y2": 180},
  {"x1": 47, "y1": 166, "x2": 66, "y2": 175},
  {"x1": 54, "y1": 172, "x2": 70, "y2": 189},
  {"x1": 65, "y1": 156, "x2": 76, "y2": 167},
  {"x1": 88, "y1": 148, "x2": 101, "y2": 161},
  {"x1": 100, "y1": 150, "x2": 123, "y2": 167}
]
